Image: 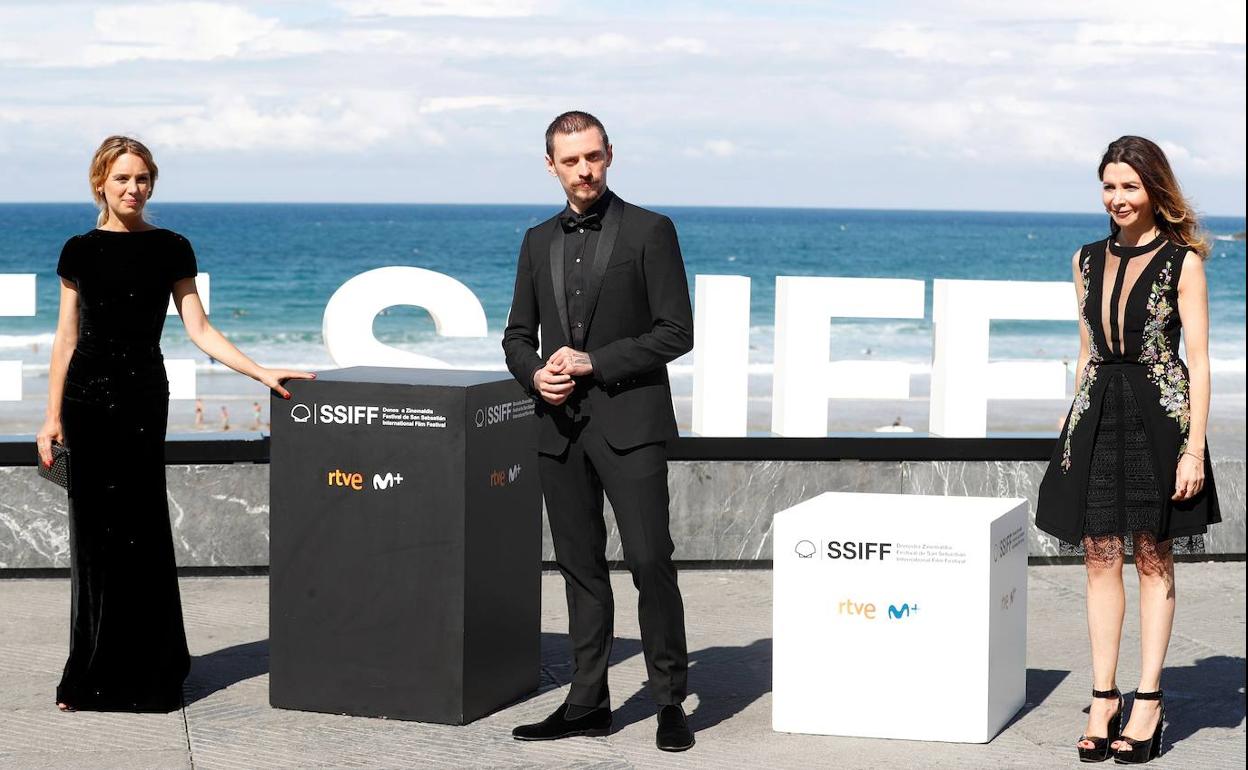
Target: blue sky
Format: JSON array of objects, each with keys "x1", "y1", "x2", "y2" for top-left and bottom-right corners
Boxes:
[{"x1": 1, "y1": 0, "x2": 1244, "y2": 214}]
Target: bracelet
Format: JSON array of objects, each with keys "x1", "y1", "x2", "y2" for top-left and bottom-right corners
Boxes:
[{"x1": 1183, "y1": 451, "x2": 1204, "y2": 462}]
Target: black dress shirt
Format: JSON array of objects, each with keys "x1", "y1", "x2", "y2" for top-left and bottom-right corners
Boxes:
[{"x1": 561, "y1": 190, "x2": 615, "y2": 350}]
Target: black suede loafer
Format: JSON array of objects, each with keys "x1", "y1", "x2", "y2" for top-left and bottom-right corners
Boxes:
[
  {"x1": 512, "y1": 704, "x2": 612, "y2": 741},
  {"x1": 656, "y1": 704, "x2": 695, "y2": 752}
]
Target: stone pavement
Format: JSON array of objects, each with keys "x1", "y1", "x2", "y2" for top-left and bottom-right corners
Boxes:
[{"x1": 0, "y1": 564, "x2": 1243, "y2": 769}]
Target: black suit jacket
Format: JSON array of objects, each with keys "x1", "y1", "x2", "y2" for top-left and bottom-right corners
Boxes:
[{"x1": 502, "y1": 193, "x2": 693, "y2": 455}]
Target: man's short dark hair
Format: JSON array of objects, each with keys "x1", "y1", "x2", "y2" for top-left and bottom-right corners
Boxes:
[{"x1": 545, "y1": 111, "x2": 609, "y2": 157}]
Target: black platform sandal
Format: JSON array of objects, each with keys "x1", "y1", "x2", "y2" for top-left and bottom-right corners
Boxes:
[
  {"x1": 1113, "y1": 690, "x2": 1164, "y2": 764},
  {"x1": 1077, "y1": 688, "x2": 1124, "y2": 763}
]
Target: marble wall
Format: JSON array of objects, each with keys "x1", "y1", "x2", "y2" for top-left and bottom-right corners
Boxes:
[
  {"x1": 0, "y1": 465, "x2": 269, "y2": 569},
  {"x1": 1, "y1": 459, "x2": 1242, "y2": 569}
]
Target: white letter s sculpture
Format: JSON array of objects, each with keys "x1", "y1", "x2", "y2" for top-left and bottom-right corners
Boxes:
[{"x1": 322, "y1": 266, "x2": 488, "y2": 368}]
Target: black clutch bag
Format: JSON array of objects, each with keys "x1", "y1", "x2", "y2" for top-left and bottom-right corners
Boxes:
[{"x1": 38, "y1": 441, "x2": 70, "y2": 490}]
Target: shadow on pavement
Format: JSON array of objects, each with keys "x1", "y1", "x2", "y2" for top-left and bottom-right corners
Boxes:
[
  {"x1": 616, "y1": 650, "x2": 1068, "y2": 740},
  {"x1": 1000, "y1": 668, "x2": 1071, "y2": 736},
  {"x1": 179, "y1": 636, "x2": 1102, "y2": 747},
  {"x1": 612, "y1": 637, "x2": 773, "y2": 734},
  {"x1": 1161, "y1": 655, "x2": 1246, "y2": 751},
  {"x1": 183, "y1": 634, "x2": 650, "y2": 714},
  {"x1": 537, "y1": 631, "x2": 644, "y2": 704},
  {"x1": 183, "y1": 639, "x2": 270, "y2": 706}
]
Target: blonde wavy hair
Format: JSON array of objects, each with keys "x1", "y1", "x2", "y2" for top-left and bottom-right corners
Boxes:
[
  {"x1": 88, "y1": 135, "x2": 158, "y2": 227},
  {"x1": 1098, "y1": 136, "x2": 1210, "y2": 259}
]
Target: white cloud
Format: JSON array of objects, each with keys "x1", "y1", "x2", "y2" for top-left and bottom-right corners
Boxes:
[
  {"x1": 944, "y1": 0, "x2": 1245, "y2": 43},
  {"x1": 685, "y1": 139, "x2": 740, "y2": 158},
  {"x1": 659, "y1": 37, "x2": 709, "y2": 55},
  {"x1": 0, "y1": 102, "x2": 205, "y2": 148},
  {"x1": 0, "y1": 2, "x2": 302, "y2": 66},
  {"x1": 337, "y1": 0, "x2": 544, "y2": 18},
  {"x1": 144, "y1": 93, "x2": 444, "y2": 151},
  {"x1": 86, "y1": 3, "x2": 281, "y2": 64},
  {"x1": 1160, "y1": 141, "x2": 1194, "y2": 162},
  {"x1": 1075, "y1": 20, "x2": 1246, "y2": 47},
  {"x1": 863, "y1": 23, "x2": 991, "y2": 63},
  {"x1": 1156, "y1": 140, "x2": 1221, "y2": 170},
  {"x1": 419, "y1": 96, "x2": 541, "y2": 113},
  {"x1": 0, "y1": 5, "x2": 711, "y2": 67},
  {"x1": 0, "y1": 2, "x2": 1240, "y2": 209},
  {"x1": 864, "y1": 95, "x2": 1105, "y2": 166},
  {"x1": 422, "y1": 33, "x2": 710, "y2": 59}
]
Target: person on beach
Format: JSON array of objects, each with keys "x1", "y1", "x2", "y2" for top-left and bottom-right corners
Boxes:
[
  {"x1": 35, "y1": 135, "x2": 313, "y2": 713},
  {"x1": 1036, "y1": 136, "x2": 1220, "y2": 764},
  {"x1": 502, "y1": 111, "x2": 695, "y2": 752},
  {"x1": 220, "y1": 405, "x2": 230, "y2": 431}
]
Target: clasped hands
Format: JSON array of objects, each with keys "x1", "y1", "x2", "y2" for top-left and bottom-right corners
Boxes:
[{"x1": 533, "y1": 346, "x2": 593, "y2": 405}]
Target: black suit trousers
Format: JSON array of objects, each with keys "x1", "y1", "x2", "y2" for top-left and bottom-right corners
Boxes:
[{"x1": 539, "y1": 416, "x2": 688, "y2": 709}]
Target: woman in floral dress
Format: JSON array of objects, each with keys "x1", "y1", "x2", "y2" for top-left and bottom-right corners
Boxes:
[{"x1": 1036, "y1": 136, "x2": 1220, "y2": 764}]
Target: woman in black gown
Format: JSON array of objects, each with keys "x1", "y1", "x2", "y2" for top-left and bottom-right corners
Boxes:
[
  {"x1": 35, "y1": 136, "x2": 312, "y2": 712},
  {"x1": 1036, "y1": 136, "x2": 1220, "y2": 763}
]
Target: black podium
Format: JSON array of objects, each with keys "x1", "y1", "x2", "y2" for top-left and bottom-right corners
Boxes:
[{"x1": 269, "y1": 367, "x2": 541, "y2": 724}]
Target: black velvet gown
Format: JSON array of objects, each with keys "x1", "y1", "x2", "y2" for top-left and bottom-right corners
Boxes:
[{"x1": 55, "y1": 228, "x2": 197, "y2": 711}]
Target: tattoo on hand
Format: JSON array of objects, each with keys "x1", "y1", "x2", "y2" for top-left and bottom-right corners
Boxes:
[{"x1": 571, "y1": 352, "x2": 590, "y2": 368}]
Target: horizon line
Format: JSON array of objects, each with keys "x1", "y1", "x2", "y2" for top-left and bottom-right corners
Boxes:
[{"x1": 1, "y1": 200, "x2": 1245, "y2": 220}]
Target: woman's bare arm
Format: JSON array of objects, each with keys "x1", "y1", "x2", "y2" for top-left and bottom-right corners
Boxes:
[
  {"x1": 172, "y1": 277, "x2": 313, "y2": 398},
  {"x1": 36, "y1": 279, "x2": 80, "y2": 465},
  {"x1": 1173, "y1": 251, "x2": 1210, "y2": 500},
  {"x1": 1071, "y1": 249, "x2": 1091, "y2": 391}
]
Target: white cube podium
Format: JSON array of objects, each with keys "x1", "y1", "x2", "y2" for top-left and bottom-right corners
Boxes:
[{"x1": 773, "y1": 491, "x2": 1028, "y2": 743}]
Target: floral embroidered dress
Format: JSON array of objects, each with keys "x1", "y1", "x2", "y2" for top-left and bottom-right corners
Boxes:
[{"x1": 1036, "y1": 236, "x2": 1220, "y2": 546}]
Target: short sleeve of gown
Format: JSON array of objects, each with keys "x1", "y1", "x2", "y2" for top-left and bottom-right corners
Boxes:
[
  {"x1": 56, "y1": 236, "x2": 80, "y2": 283},
  {"x1": 168, "y1": 232, "x2": 198, "y2": 283}
]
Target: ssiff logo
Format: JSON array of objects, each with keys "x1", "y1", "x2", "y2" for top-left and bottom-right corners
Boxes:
[
  {"x1": 790, "y1": 539, "x2": 891, "y2": 560},
  {"x1": 827, "y1": 541, "x2": 892, "y2": 560},
  {"x1": 477, "y1": 402, "x2": 511, "y2": 427},
  {"x1": 993, "y1": 526, "x2": 1025, "y2": 563},
  {"x1": 289, "y1": 403, "x2": 381, "y2": 425},
  {"x1": 476, "y1": 399, "x2": 535, "y2": 428},
  {"x1": 490, "y1": 464, "x2": 522, "y2": 487}
]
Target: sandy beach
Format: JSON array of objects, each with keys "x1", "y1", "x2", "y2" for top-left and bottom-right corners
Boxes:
[{"x1": 3, "y1": 369, "x2": 1243, "y2": 461}]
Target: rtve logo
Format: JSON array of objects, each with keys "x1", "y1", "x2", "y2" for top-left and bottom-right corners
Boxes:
[
  {"x1": 489, "y1": 464, "x2": 522, "y2": 487},
  {"x1": 326, "y1": 468, "x2": 404, "y2": 491},
  {"x1": 837, "y1": 598, "x2": 921, "y2": 621}
]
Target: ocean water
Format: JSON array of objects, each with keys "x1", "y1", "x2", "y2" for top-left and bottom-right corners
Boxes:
[{"x1": 1, "y1": 203, "x2": 1244, "y2": 382}]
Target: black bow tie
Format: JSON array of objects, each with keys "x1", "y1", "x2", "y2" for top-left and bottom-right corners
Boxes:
[{"x1": 561, "y1": 211, "x2": 601, "y2": 232}]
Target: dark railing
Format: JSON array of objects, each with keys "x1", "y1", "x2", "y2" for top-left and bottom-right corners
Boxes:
[{"x1": 0, "y1": 432, "x2": 1057, "y2": 466}]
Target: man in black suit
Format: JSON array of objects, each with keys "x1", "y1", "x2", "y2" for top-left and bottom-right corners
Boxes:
[{"x1": 503, "y1": 111, "x2": 695, "y2": 752}]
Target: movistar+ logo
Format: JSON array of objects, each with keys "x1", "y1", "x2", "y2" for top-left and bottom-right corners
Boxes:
[{"x1": 837, "y1": 598, "x2": 921, "y2": 621}]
